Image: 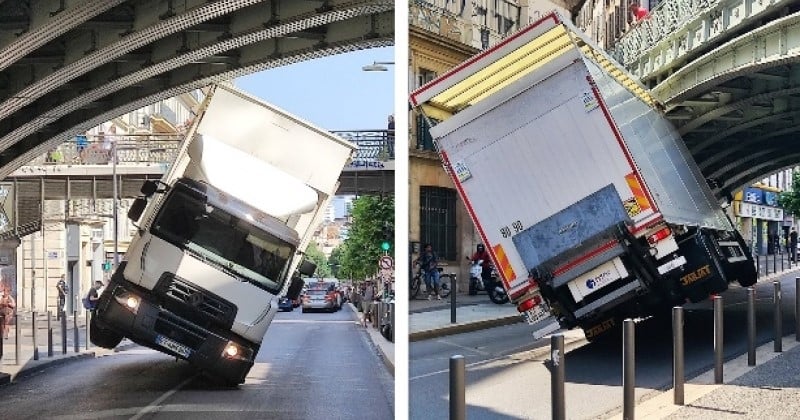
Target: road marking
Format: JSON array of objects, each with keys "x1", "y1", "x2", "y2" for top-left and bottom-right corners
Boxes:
[
  {"x1": 272, "y1": 320, "x2": 356, "y2": 324},
  {"x1": 129, "y1": 373, "x2": 198, "y2": 420},
  {"x1": 434, "y1": 339, "x2": 493, "y2": 356}
]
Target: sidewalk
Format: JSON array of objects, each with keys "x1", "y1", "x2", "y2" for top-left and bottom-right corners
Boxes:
[
  {"x1": 347, "y1": 303, "x2": 395, "y2": 376},
  {"x1": 409, "y1": 292, "x2": 520, "y2": 341},
  {"x1": 0, "y1": 311, "x2": 131, "y2": 385}
]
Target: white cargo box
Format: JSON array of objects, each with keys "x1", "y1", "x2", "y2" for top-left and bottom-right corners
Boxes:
[{"x1": 411, "y1": 11, "x2": 730, "y2": 298}]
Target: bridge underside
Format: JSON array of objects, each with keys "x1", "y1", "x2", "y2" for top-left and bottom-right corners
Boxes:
[
  {"x1": 644, "y1": 8, "x2": 800, "y2": 195},
  {"x1": 0, "y1": 0, "x2": 393, "y2": 179}
]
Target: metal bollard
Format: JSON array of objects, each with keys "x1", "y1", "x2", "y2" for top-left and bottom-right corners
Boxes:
[
  {"x1": 796, "y1": 277, "x2": 800, "y2": 342},
  {"x1": 713, "y1": 295, "x2": 724, "y2": 384},
  {"x1": 623, "y1": 319, "x2": 635, "y2": 420},
  {"x1": 73, "y1": 311, "x2": 79, "y2": 353},
  {"x1": 756, "y1": 254, "x2": 761, "y2": 278},
  {"x1": 15, "y1": 314, "x2": 20, "y2": 365},
  {"x1": 373, "y1": 303, "x2": 380, "y2": 329},
  {"x1": 85, "y1": 310, "x2": 89, "y2": 350},
  {"x1": 766, "y1": 254, "x2": 770, "y2": 276},
  {"x1": 551, "y1": 334, "x2": 566, "y2": 420},
  {"x1": 390, "y1": 302, "x2": 395, "y2": 342},
  {"x1": 774, "y1": 281, "x2": 782, "y2": 353},
  {"x1": 60, "y1": 312, "x2": 67, "y2": 354},
  {"x1": 0, "y1": 314, "x2": 4, "y2": 360},
  {"x1": 449, "y1": 355, "x2": 466, "y2": 420},
  {"x1": 47, "y1": 311, "x2": 53, "y2": 357},
  {"x1": 747, "y1": 287, "x2": 756, "y2": 366},
  {"x1": 774, "y1": 252, "x2": 777, "y2": 274},
  {"x1": 451, "y1": 275, "x2": 457, "y2": 324},
  {"x1": 673, "y1": 307, "x2": 684, "y2": 405},
  {"x1": 32, "y1": 311, "x2": 38, "y2": 361},
  {"x1": 782, "y1": 252, "x2": 785, "y2": 271}
]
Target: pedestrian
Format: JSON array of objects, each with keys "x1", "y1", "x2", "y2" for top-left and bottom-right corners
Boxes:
[
  {"x1": 0, "y1": 286, "x2": 15, "y2": 339},
  {"x1": 417, "y1": 243, "x2": 441, "y2": 300},
  {"x1": 75, "y1": 133, "x2": 88, "y2": 163},
  {"x1": 363, "y1": 281, "x2": 376, "y2": 325},
  {"x1": 386, "y1": 114, "x2": 395, "y2": 159},
  {"x1": 791, "y1": 227, "x2": 798, "y2": 262},
  {"x1": 56, "y1": 274, "x2": 68, "y2": 320},
  {"x1": 83, "y1": 280, "x2": 104, "y2": 311},
  {"x1": 628, "y1": 2, "x2": 649, "y2": 23},
  {"x1": 470, "y1": 243, "x2": 492, "y2": 295}
]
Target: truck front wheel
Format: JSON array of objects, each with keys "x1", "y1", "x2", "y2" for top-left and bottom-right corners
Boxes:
[{"x1": 90, "y1": 314, "x2": 123, "y2": 348}]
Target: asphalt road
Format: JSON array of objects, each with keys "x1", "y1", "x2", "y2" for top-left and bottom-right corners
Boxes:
[
  {"x1": 0, "y1": 304, "x2": 394, "y2": 419},
  {"x1": 409, "y1": 274, "x2": 800, "y2": 420}
]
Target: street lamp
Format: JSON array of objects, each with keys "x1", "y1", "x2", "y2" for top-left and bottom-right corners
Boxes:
[{"x1": 362, "y1": 61, "x2": 394, "y2": 72}]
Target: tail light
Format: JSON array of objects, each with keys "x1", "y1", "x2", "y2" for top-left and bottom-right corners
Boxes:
[
  {"x1": 648, "y1": 227, "x2": 672, "y2": 244},
  {"x1": 517, "y1": 295, "x2": 542, "y2": 313},
  {"x1": 325, "y1": 295, "x2": 333, "y2": 302}
]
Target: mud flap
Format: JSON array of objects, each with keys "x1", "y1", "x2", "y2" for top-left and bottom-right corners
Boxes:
[{"x1": 723, "y1": 229, "x2": 757, "y2": 287}]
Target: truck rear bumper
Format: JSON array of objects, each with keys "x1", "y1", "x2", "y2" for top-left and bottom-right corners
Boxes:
[{"x1": 95, "y1": 278, "x2": 255, "y2": 384}]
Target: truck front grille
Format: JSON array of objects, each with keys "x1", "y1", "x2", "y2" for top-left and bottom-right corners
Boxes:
[{"x1": 156, "y1": 273, "x2": 237, "y2": 330}]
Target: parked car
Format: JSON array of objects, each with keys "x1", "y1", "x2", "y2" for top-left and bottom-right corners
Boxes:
[{"x1": 278, "y1": 296, "x2": 294, "y2": 312}]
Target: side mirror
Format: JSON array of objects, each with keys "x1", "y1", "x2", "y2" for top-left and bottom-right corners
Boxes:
[
  {"x1": 140, "y1": 180, "x2": 159, "y2": 197},
  {"x1": 127, "y1": 197, "x2": 147, "y2": 222},
  {"x1": 298, "y1": 259, "x2": 317, "y2": 277},
  {"x1": 286, "y1": 276, "x2": 304, "y2": 300}
]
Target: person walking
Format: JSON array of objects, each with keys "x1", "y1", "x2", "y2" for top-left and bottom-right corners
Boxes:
[
  {"x1": 0, "y1": 286, "x2": 15, "y2": 339},
  {"x1": 791, "y1": 227, "x2": 798, "y2": 262},
  {"x1": 386, "y1": 114, "x2": 395, "y2": 159},
  {"x1": 83, "y1": 281, "x2": 104, "y2": 311},
  {"x1": 56, "y1": 274, "x2": 68, "y2": 320},
  {"x1": 418, "y1": 243, "x2": 441, "y2": 300}
]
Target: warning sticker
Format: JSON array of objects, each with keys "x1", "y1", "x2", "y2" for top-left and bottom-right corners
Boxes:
[{"x1": 453, "y1": 160, "x2": 472, "y2": 183}]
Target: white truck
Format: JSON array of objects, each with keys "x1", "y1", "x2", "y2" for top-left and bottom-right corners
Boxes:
[
  {"x1": 410, "y1": 11, "x2": 757, "y2": 340},
  {"x1": 90, "y1": 84, "x2": 356, "y2": 384}
]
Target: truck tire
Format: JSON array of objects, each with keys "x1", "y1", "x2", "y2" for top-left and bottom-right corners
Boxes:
[{"x1": 90, "y1": 314, "x2": 123, "y2": 349}]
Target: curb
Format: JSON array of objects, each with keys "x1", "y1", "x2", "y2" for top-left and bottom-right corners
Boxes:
[
  {"x1": 346, "y1": 303, "x2": 395, "y2": 376},
  {"x1": 409, "y1": 314, "x2": 521, "y2": 342},
  {"x1": 0, "y1": 351, "x2": 97, "y2": 385}
]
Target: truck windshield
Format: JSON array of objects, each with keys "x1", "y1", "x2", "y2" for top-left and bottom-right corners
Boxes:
[{"x1": 151, "y1": 188, "x2": 295, "y2": 294}]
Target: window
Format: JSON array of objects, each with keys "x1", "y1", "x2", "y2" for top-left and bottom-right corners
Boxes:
[
  {"x1": 420, "y1": 186, "x2": 457, "y2": 260},
  {"x1": 416, "y1": 113, "x2": 435, "y2": 151}
]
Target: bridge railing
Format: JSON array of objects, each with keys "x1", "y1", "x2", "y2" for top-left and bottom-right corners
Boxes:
[
  {"x1": 332, "y1": 129, "x2": 395, "y2": 169},
  {"x1": 30, "y1": 133, "x2": 182, "y2": 167}
]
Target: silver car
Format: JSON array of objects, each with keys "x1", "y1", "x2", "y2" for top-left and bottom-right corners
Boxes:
[{"x1": 301, "y1": 289, "x2": 336, "y2": 313}]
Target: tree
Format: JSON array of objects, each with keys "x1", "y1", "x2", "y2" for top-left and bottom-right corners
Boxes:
[
  {"x1": 778, "y1": 171, "x2": 800, "y2": 217},
  {"x1": 328, "y1": 246, "x2": 343, "y2": 278},
  {"x1": 304, "y1": 242, "x2": 332, "y2": 278},
  {"x1": 337, "y1": 195, "x2": 394, "y2": 281}
]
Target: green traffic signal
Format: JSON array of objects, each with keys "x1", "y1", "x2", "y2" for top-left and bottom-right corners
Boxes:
[{"x1": 381, "y1": 241, "x2": 391, "y2": 251}]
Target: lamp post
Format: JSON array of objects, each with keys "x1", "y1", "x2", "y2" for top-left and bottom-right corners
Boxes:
[{"x1": 361, "y1": 61, "x2": 395, "y2": 72}]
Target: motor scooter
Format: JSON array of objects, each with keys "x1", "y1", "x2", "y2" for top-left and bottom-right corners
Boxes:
[{"x1": 467, "y1": 258, "x2": 509, "y2": 304}]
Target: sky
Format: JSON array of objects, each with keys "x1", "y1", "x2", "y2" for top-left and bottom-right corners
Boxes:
[{"x1": 234, "y1": 46, "x2": 395, "y2": 131}]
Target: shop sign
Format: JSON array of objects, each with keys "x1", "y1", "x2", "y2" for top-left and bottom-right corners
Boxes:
[{"x1": 738, "y1": 202, "x2": 784, "y2": 221}]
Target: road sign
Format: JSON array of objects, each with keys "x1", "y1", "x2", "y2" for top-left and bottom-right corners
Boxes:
[{"x1": 379, "y1": 255, "x2": 394, "y2": 270}]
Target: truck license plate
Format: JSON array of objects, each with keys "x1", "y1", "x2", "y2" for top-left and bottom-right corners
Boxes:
[
  {"x1": 156, "y1": 335, "x2": 192, "y2": 358},
  {"x1": 567, "y1": 258, "x2": 628, "y2": 302}
]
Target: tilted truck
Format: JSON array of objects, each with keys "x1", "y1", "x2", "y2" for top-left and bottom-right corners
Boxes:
[
  {"x1": 90, "y1": 84, "x2": 356, "y2": 384},
  {"x1": 410, "y1": 11, "x2": 757, "y2": 340}
]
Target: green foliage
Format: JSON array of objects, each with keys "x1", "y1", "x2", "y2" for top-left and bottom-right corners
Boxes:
[
  {"x1": 778, "y1": 171, "x2": 800, "y2": 218},
  {"x1": 337, "y1": 195, "x2": 394, "y2": 281},
  {"x1": 328, "y1": 246, "x2": 343, "y2": 278},
  {"x1": 304, "y1": 242, "x2": 332, "y2": 278}
]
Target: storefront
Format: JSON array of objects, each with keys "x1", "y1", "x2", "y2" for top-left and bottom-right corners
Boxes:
[{"x1": 734, "y1": 186, "x2": 785, "y2": 255}]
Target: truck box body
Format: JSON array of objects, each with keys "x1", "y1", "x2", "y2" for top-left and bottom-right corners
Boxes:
[
  {"x1": 93, "y1": 84, "x2": 355, "y2": 382},
  {"x1": 411, "y1": 12, "x2": 755, "y2": 337}
]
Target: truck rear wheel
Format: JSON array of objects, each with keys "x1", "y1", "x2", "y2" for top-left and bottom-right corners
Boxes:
[{"x1": 90, "y1": 314, "x2": 123, "y2": 349}]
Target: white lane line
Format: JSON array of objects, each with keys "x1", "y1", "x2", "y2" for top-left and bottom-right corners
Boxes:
[
  {"x1": 434, "y1": 339, "x2": 493, "y2": 357},
  {"x1": 129, "y1": 374, "x2": 198, "y2": 420},
  {"x1": 271, "y1": 320, "x2": 356, "y2": 324}
]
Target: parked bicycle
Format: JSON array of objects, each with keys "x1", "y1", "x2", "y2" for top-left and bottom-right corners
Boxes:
[{"x1": 410, "y1": 263, "x2": 450, "y2": 300}]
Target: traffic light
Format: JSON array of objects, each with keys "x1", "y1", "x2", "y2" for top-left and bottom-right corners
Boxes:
[
  {"x1": 102, "y1": 261, "x2": 112, "y2": 272},
  {"x1": 381, "y1": 223, "x2": 394, "y2": 251}
]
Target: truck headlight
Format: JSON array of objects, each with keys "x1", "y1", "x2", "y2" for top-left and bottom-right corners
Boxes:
[
  {"x1": 114, "y1": 292, "x2": 141, "y2": 314},
  {"x1": 222, "y1": 341, "x2": 254, "y2": 362}
]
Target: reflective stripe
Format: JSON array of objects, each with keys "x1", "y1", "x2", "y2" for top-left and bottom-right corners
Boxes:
[
  {"x1": 492, "y1": 244, "x2": 517, "y2": 284},
  {"x1": 625, "y1": 172, "x2": 652, "y2": 212}
]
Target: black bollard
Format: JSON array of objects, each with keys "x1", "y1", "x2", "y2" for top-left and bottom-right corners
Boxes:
[
  {"x1": 774, "y1": 281, "x2": 782, "y2": 353},
  {"x1": 449, "y1": 355, "x2": 466, "y2": 420},
  {"x1": 47, "y1": 311, "x2": 53, "y2": 357},
  {"x1": 623, "y1": 319, "x2": 635, "y2": 420},
  {"x1": 60, "y1": 312, "x2": 67, "y2": 355},
  {"x1": 32, "y1": 311, "x2": 38, "y2": 361},
  {"x1": 450, "y1": 275, "x2": 457, "y2": 324},
  {"x1": 673, "y1": 307, "x2": 684, "y2": 405},
  {"x1": 551, "y1": 334, "x2": 566, "y2": 420},
  {"x1": 714, "y1": 295, "x2": 724, "y2": 384},
  {"x1": 748, "y1": 287, "x2": 756, "y2": 366},
  {"x1": 73, "y1": 311, "x2": 79, "y2": 353}
]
